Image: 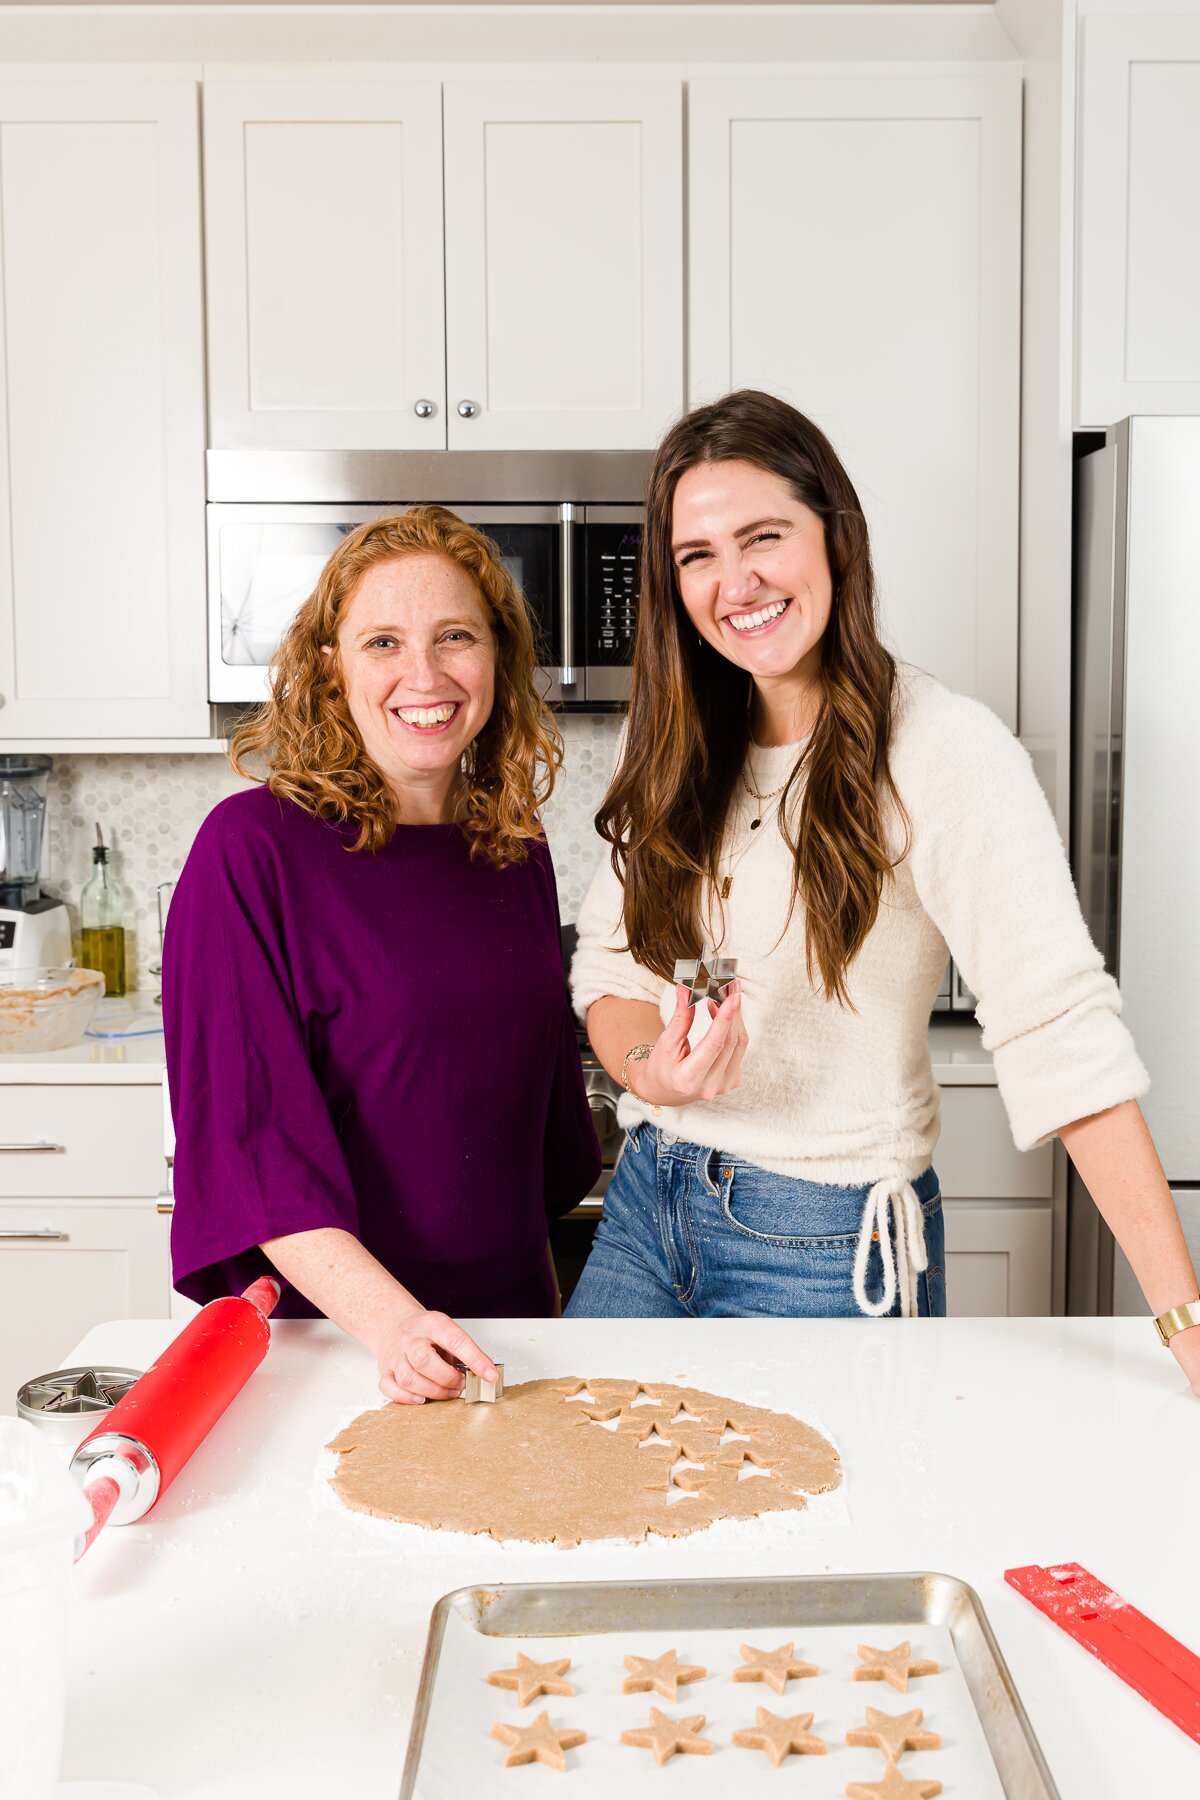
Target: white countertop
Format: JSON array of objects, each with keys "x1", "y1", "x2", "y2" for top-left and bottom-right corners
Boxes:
[
  {"x1": 58, "y1": 1315, "x2": 1199, "y2": 1797},
  {"x1": 0, "y1": 1018, "x2": 993, "y2": 1086}
]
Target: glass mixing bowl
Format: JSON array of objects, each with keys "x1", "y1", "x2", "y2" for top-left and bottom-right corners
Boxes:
[{"x1": 0, "y1": 967, "x2": 105, "y2": 1052}]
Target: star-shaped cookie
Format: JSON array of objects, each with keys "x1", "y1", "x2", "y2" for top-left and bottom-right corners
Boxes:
[
  {"x1": 490, "y1": 1711, "x2": 587, "y2": 1771},
  {"x1": 853, "y1": 1641, "x2": 940, "y2": 1694},
  {"x1": 846, "y1": 1706, "x2": 942, "y2": 1760},
  {"x1": 845, "y1": 1763, "x2": 943, "y2": 1800},
  {"x1": 486, "y1": 1651, "x2": 574, "y2": 1708},
  {"x1": 621, "y1": 1647, "x2": 707, "y2": 1700},
  {"x1": 732, "y1": 1706, "x2": 826, "y2": 1766},
  {"x1": 732, "y1": 1640, "x2": 819, "y2": 1694},
  {"x1": 619, "y1": 1707, "x2": 714, "y2": 1766}
]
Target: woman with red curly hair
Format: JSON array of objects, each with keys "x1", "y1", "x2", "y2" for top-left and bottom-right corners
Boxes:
[{"x1": 164, "y1": 507, "x2": 599, "y2": 1404}]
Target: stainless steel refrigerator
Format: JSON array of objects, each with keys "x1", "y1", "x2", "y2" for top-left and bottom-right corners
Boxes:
[{"x1": 1072, "y1": 417, "x2": 1200, "y2": 1313}]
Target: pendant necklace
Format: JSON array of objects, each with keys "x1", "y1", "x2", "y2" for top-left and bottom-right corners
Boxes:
[{"x1": 717, "y1": 768, "x2": 790, "y2": 900}]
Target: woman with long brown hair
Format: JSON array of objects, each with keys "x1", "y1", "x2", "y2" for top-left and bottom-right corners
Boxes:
[
  {"x1": 165, "y1": 506, "x2": 599, "y2": 1402},
  {"x1": 567, "y1": 392, "x2": 1200, "y2": 1384}
]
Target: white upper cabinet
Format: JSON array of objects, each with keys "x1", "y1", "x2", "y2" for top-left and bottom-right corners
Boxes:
[
  {"x1": 688, "y1": 74, "x2": 1021, "y2": 729},
  {"x1": 203, "y1": 78, "x2": 446, "y2": 449},
  {"x1": 442, "y1": 78, "x2": 683, "y2": 450},
  {"x1": 1076, "y1": 16, "x2": 1200, "y2": 428},
  {"x1": 0, "y1": 78, "x2": 208, "y2": 739}
]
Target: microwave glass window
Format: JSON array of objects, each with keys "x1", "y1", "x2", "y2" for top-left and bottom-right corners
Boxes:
[
  {"x1": 482, "y1": 524, "x2": 560, "y2": 665},
  {"x1": 220, "y1": 523, "x2": 349, "y2": 668}
]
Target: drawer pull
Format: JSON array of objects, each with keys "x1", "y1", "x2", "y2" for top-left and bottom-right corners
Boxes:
[
  {"x1": 156, "y1": 1200, "x2": 174, "y2": 1215},
  {"x1": 0, "y1": 1140, "x2": 66, "y2": 1153},
  {"x1": 0, "y1": 1227, "x2": 69, "y2": 1240}
]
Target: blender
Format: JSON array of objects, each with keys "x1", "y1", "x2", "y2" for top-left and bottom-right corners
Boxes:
[{"x1": 0, "y1": 754, "x2": 71, "y2": 970}]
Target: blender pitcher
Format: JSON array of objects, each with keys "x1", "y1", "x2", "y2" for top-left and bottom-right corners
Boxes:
[{"x1": 0, "y1": 753, "x2": 51, "y2": 910}]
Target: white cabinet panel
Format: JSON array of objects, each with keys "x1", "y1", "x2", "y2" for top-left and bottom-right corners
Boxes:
[
  {"x1": 444, "y1": 78, "x2": 683, "y2": 450},
  {"x1": 204, "y1": 78, "x2": 446, "y2": 449},
  {"x1": 689, "y1": 74, "x2": 1020, "y2": 728},
  {"x1": 0, "y1": 1201, "x2": 170, "y2": 1416},
  {"x1": 944, "y1": 1201, "x2": 1052, "y2": 1318},
  {"x1": 0, "y1": 79, "x2": 208, "y2": 738},
  {"x1": 1077, "y1": 17, "x2": 1200, "y2": 426},
  {"x1": 0, "y1": 1086, "x2": 164, "y2": 1200},
  {"x1": 936, "y1": 1086, "x2": 1054, "y2": 1201}
]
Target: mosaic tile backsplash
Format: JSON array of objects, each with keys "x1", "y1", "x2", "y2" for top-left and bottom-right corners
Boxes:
[{"x1": 44, "y1": 717, "x2": 623, "y2": 992}]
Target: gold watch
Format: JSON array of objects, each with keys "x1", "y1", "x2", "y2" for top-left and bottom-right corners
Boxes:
[{"x1": 1153, "y1": 1298, "x2": 1200, "y2": 1347}]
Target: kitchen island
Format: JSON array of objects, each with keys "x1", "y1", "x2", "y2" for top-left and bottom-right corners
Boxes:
[{"x1": 59, "y1": 1316, "x2": 1199, "y2": 1796}]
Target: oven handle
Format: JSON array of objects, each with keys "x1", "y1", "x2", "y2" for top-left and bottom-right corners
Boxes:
[{"x1": 559, "y1": 504, "x2": 577, "y2": 688}]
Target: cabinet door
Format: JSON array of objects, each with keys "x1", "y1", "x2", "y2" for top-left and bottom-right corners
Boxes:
[
  {"x1": 944, "y1": 1201, "x2": 1052, "y2": 1317},
  {"x1": 1077, "y1": 17, "x2": 1200, "y2": 427},
  {"x1": 689, "y1": 74, "x2": 1021, "y2": 727},
  {"x1": 443, "y1": 78, "x2": 683, "y2": 450},
  {"x1": 0, "y1": 1201, "x2": 170, "y2": 1417},
  {"x1": 204, "y1": 77, "x2": 446, "y2": 450},
  {"x1": 0, "y1": 78, "x2": 208, "y2": 738}
]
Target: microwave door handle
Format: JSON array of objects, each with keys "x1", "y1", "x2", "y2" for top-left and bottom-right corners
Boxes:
[{"x1": 559, "y1": 504, "x2": 577, "y2": 688}]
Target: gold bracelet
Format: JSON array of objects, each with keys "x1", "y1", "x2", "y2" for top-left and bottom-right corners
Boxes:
[
  {"x1": 1153, "y1": 1298, "x2": 1200, "y2": 1347},
  {"x1": 620, "y1": 1042, "x2": 653, "y2": 1094}
]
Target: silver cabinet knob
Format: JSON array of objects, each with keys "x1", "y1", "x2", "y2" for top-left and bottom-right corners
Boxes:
[
  {"x1": 457, "y1": 400, "x2": 479, "y2": 419},
  {"x1": 413, "y1": 399, "x2": 436, "y2": 419}
]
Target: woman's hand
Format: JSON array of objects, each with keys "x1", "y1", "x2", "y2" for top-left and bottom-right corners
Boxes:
[
  {"x1": 1170, "y1": 1325, "x2": 1200, "y2": 1400},
  {"x1": 374, "y1": 1308, "x2": 499, "y2": 1406},
  {"x1": 632, "y1": 982, "x2": 749, "y2": 1109}
]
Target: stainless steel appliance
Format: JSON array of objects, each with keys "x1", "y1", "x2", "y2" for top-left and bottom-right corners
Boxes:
[
  {"x1": 1072, "y1": 417, "x2": 1200, "y2": 1312},
  {"x1": 206, "y1": 451, "x2": 650, "y2": 710},
  {"x1": 0, "y1": 755, "x2": 71, "y2": 970}
]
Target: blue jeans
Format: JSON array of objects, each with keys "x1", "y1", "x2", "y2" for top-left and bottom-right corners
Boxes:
[{"x1": 564, "y1": 1125, "x2": 946, "y2": 1319}]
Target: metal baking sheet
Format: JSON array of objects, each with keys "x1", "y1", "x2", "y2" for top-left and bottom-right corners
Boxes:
[{"x1": 401, "y1": 1573, "x2": 1059, "y2": 1798}]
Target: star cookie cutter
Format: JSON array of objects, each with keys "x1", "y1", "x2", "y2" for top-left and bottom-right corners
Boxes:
[
  {"x1": 672, "y1": 955, "x2": 738, "y2": 1005},
  {"x1": 463, "y1": 1363, "x2": 505, "y2": 1404}
]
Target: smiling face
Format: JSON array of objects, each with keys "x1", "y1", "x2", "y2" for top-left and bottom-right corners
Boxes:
[
  {"x1": 671, "y1": 459, "x2": 834, "y2": 740},
  {"x1": 333, "y1": 552, "x2": 496, "y2": 817}
]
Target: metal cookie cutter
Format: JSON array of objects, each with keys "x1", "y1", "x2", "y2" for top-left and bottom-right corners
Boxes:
[
  {"x1": 673, "y1": 955, "x2": 738, "y2": 1005},
  {"x1": 463, "y1": 1364, "x2": 505, "y2": 1404},
  {"x1": 17, "y1": 1366, "x2": 142, "y2": 1448}
]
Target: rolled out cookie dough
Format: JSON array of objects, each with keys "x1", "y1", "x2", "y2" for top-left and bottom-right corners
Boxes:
[{"x1": 327, "y1": 1376, "x2": 841, "y2": 1545}]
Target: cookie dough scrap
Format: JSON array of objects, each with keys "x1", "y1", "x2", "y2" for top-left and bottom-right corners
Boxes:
[
  {"x1": 732, "y1": 1641, "x2": 819, "y2": 1694},
  {"x1": 327, "y1": 1375, "x2": 841, "y2": 1545},
  {"x1": 853, "y1": 1641, "x2": 940, "y2": 1694},
  {"x1": 491, "y1": 1711, "x2": 587, "y2": 1772},
  {"x1": 622, "y1": 1648, "x2": 706, "y2": 1701},
  {"x1": 487, "y1": 1652, "x2": 574, "y2": 1708},
  {"x1": 732, "y1": 1707, "x2": 826, "y2": 1767},
  {"x1": 846, "y1": 1706, "x2": 941, "y2": 1760},
  {"x1": 620, "y1": 1708, "x2": 714, "y2": 1767},
  {"x1": 845, "y1": 1764, "x2": 943, "y2": 1800}
]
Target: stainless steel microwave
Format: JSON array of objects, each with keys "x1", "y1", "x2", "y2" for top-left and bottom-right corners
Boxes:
[{"x1": 205, "y1": 450, "x2": 651, "y2": 709}]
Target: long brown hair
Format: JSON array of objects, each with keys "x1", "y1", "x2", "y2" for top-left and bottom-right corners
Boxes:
[
  {"x1": 230, "y1": 505, "x2": 561, "y2": 865},
  {"x1": 599, "y1": 389, "x2": 908, "y2": 1005}
]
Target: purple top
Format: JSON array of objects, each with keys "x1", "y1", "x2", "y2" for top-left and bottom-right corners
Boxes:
[{"x1": 163, "y1": 787, "x2": 599, "y2": 1318}]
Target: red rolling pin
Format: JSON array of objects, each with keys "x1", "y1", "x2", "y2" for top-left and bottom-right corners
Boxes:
[{"x1": 70, "y1": 1275, "x2": 280, "y2": 1560}]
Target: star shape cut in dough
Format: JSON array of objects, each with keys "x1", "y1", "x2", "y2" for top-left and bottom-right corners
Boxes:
[
  {"x1": 490, "y1": 1711, "x2": 587, "y2": 1771},
  {"x1": 732, "y1": 1706, "x2": 826, "y2": 1766},
  {"x1": 621, "y1": 1647, "x2": 707, "y2": 1700},
  {"x1": 846, "y1": 1706, "x2": 942, "y2": 1760},
  {"x1": 486, "y1": 1651, "x2": 574, "y2": 1708},
  {"x1": 732, "y1": 1640, "x2": 819, "y2": 1694},
  {"x1": 619, "y1": 1707, "x2": 714, "y2": 1766},
  {"x1": 845, "y1": 1763, "x2": 943, "y2": 1800},
  {"x1": 853, "y1": 1640, "x2": 940, "y2": 1694}
]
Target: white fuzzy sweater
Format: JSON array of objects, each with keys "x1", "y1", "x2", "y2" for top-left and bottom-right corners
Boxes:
[{"x1": 570, "y1": 665, "x2": 1148, "y2": 1183}]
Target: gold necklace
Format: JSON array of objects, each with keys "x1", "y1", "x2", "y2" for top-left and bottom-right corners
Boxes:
[
  {"x1": 717, "y1": 773, "x2": 788, "y2": 900},
  {"x1": 739, "y1": 766, "x2": 790, "y2": 831}
]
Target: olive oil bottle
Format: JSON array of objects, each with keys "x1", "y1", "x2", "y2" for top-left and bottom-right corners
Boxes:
[{"x1": 79, "y1": 823, "x2": 126, "y2": 997}]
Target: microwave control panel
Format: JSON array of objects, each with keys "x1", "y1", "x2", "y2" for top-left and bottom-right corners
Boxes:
[{"x1": 584, "y1": 519, "x2": 642, "y2": 669}]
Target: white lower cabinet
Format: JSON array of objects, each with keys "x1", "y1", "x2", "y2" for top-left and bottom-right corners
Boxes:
[
  {"x1": 943, "y1": 1201, "x2": 1053, "y2": 1319},
  {"x1": 0, "y1": 1200, "x2": 171, "y2": 1416}
]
